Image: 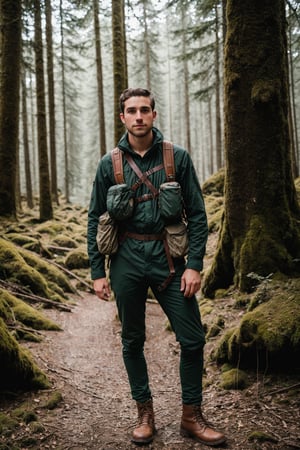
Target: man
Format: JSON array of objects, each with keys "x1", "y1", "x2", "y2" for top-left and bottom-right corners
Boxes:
[{"x1": 87, "y1": 88, "x2": 226, "y2": 447}]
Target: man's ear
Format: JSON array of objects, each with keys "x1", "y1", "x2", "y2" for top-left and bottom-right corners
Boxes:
[
  {"x1": 120, "y1": 113, "x2": 125, "y2": 124},
  {"x1": 153, "y1": 110, "x2": 157, "y2": 120}
]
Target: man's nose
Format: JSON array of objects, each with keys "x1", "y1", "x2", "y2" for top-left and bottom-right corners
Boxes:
[{"x1": 136, "y1": 110, "x2": 143, "y2": 120}]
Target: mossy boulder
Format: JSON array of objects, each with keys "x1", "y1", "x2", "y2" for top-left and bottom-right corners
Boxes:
[
  {"x1": 202, "y1": 168, "x2": 225, "y2": 196},
  {"x1": 51, "y1": 234, "x2": 77, "y2": 248},
  {"x1": 220, "y1": 368, "x2": 248, "y2": 390},
  {"x1": 65, "y1": 250, "x2": 90, "y2": 269},
  {"x1": 0, "y1": 238, "x2": 49, "y2": 297},
  {"x1": 19, "y1": 247, "x2": 75, "y2": 294},
  {"x1": 213, "y1": 280, "x2": 300, "y2": 370},
  {"x1": 0, "y1": 317, "x2": 50, "y2": 390},
  {"x1": 0, "y1": 289, "x2": 61, "y2": 331}
]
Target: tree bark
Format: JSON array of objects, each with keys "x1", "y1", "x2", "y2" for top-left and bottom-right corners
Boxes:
[
  {"x1": 45, "y1": 0, "x2": 59, "y2": 204},
  {"x1": 112, "y1": 0, "x2": 127, "y2": 144},
  {"x1": 203, "y1": 0, "x2": 300, "y2": 296},
  {"x1": 34, "y1": 0, "x2": 53, "y2": 221},
  {"x1": 93, "y1": 0, "x2": 107, "y2": 157},
  {"x1": 0, "y1": 0, "x2": 22, "y2": 218}
]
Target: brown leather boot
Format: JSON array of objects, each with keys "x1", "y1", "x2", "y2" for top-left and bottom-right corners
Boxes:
[
  {"x1": 181, "y1": 404, "x2": 226, "y2": 447},
  {"x1": 132, "y1": 398, "x2": 156, "y2": 444}
]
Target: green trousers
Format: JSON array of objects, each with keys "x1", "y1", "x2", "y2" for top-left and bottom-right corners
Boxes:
[{"x1": 110, "y1": 238, "x2": 206, "y2": 405}]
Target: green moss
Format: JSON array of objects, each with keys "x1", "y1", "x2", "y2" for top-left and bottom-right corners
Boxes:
[
  {"x1": 36, "y1": 221, "x2": 65, "y2": 235},
  {"x1": 0, "y1": 238, "x2": 49, "y2": 297},
  {"x1": 204, "y1": 196, "x2": 224, "y2": 232},
  {"x1": 248, "y1": 430, "x2": 278, "y2": 443},
  {"x1": 29, "y1": 421, "x2": 45, "y2": 433},
  {"x1": 214, "y1": 279, "x2": 300, "y2": 370},
  {"x1": 0, "y1": 412, "x2": 19, "y2": 434},
  {"x1": 4, "y1": 233, "x2": 39, "y2": 248},
  {"x1": 206, "y1": 316, "x2": 225, "y2": 339},
  {"x1": 0, "y1": 317, "x2": 50, "y2": 391},
  {"x1": 202, "y1": 168, "x2": 225, "y2": 196},
  {"x1": 65, "y1": 250, "x2": 90, "y2": 269},
  {"x1": 19, "y1": 247, "x2": 74, "y2": 294},
  {"x1": 51, "y1": 234, "x2": 77, "y2": 248},
  {"x1": 220, "y1": 368, "x2": 248, "y2": 390},
  {"x1": 43, "y1": 391, "x2": 63, "y2": 410},
  {"x1": 0, "y1": 289, "x2": 61, "y2": 331}
]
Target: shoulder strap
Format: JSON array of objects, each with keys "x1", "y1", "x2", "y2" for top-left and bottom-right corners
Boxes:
[
  {"x1": 163, "y1": 140, "x2": 175, "y2": 182},
  {"x1": 111, "y1": 147, "x2": 124, "y2": 184},
  {"x1": 111, "y1": 141, "x2": 175, "y2": 185}
]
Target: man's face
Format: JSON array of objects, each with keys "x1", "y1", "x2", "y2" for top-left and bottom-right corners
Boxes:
[{"x1": 120, "y1": 96, "x2": 157, "y2": 138}]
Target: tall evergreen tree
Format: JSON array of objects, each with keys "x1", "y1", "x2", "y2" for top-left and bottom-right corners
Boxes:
[
  {"x1": 45, "y1": 0, "x2": 59, "y2": 204},
  {"x1": 203, "y1": 0, "x2": 300, "y2": 295},
  {"x1": 0, "y1": 0, "x2": 22, "y2": 218},
  {"x1": 34, "y1": 0, "x2": 53, "y2": 220},
  {"x1": 93, "y1": 0, "x2": 107, "y2": 157},
  {"x1": 112, "y1": 0, "x2": 128, "y2": 143}
]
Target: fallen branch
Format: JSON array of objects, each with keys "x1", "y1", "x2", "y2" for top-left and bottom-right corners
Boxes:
[
  {"x1": 0, "y1": 279, "x2": 72, "y2": 312},
  {"x1": 51, "y1": 261, "x2": 93, "y2": 293},
  {"x1": 264, "y1": 382, "x2": 300, "y2": 396},
  {"x1": 46, "y1": 244, "x2": 75, "y2": 252}
]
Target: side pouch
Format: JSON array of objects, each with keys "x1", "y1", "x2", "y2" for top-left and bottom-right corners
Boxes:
[
  {"x1": 96, "y1": 211, "x2": 118, "y2": 255},
  {"x1": 107, "y1": 184, "x2": 135, "y2": 221},
  {"x1": 165, "y1": 221, "x2": 189, "y2": 258},
  {"x1": 159, "y1": 181, "x2": 183, "y2": 222}
]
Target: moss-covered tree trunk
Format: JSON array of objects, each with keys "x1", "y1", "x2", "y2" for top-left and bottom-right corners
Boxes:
[
  {"x1": 203, "y1": 0, "x2": 300, "y2": 296},
  {"x1": 0, "y1": 0, "x2": 21, "y2": 218},
  {"x1": 112, "y1": 0, "x2": 128, "y2": 144},
  {"x1": 34, "y1": 0, "x2": 53, "y2": 221}
]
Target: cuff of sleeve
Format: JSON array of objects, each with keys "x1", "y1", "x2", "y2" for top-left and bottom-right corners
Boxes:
[{"x1": 186, "y1": 258, "x2": 203, "y2": 272}]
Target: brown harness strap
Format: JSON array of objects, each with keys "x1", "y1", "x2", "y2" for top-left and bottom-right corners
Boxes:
[
  {"x1": 125, "y1": 153, "x2": 160, "y2": 198},
  {"x1": 111, "y1": 147, "x2": 124, "y2": 184},
  {"x1": 163, "y1": 140, "x2": 175, "y2": 182}
]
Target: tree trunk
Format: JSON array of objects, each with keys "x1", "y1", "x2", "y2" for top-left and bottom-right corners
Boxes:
[
  {"x1": 112, "y1": 0, "x2": 127, "y2": 144},
  {"x1": 203, "y1": 0, "x2": 300, "y2": 296},
  {"x1": 93, "y1": 0, "x2": 107, "y2": 157},
  {"x1": 214, "y1": 2, "x2": 222, "y2": 170},
  {"x1": 59, "y1": 0, "x2": 69, "y2": 202},
  {"x1": 21, "y1": 71, "x2": 34, "y2": 209},
  {"x1": 45, "y1": 0, "x2": 59, "y2": 204},
  {"x1": 0, "y1": 0, "x2": 21, "y2": 218},
  {"x1": 34, "y1": 0, "x2": 53, "y2": 221}
]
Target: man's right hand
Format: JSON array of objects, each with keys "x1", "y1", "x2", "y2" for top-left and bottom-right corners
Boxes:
[{"x1": 93, "y1": 278, "x2": 111, "y2": 301}]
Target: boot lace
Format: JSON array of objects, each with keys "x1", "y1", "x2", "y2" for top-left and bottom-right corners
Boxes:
[{"x1": 138, "y1": 401, "x2": 153, "y2": 425}]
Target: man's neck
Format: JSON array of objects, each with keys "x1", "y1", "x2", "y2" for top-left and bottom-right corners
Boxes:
[{"x1": 128, "y1": 132, "x2": 153, "y2": 157}]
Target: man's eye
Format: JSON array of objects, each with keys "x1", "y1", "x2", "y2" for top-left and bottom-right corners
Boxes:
[
  {"x1": 127, "y1": 109, "x2": 136, "y2": 114},
  {"x1": 141, "y1": 108, "x2": 151, "y2": 113}
]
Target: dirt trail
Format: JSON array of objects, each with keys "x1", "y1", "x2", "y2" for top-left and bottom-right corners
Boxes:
[{"x1": 3, "y1": 292, "x2": 300, "y2": 449}]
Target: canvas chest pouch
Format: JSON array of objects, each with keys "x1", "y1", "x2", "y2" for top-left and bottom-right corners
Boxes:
[
  {"x1": 159, "y1": 181, "x2": 183, "y2": 222},
  {"x1": 106, "y1": 184, "x2": 135, "y2": 221}
]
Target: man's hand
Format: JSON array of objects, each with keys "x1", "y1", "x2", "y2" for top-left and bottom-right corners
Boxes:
[
  {"x1": 180, "y1": 269, "x2": 201, "y2": 298},
  {"x1": 93, "y1": 278, "x2": 111, "y2": 301}
]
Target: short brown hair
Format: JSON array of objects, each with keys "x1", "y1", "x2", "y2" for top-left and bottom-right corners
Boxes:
[{"x1": 119, "y1": 88, "x2": 155, "y2": 113}]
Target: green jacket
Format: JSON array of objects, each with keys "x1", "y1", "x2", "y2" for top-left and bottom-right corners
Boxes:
[{"x1": 87, "y1": 127, "x2": 208, "y2": 280}]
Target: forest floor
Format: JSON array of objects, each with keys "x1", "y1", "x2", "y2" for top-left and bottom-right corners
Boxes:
[{"x1": 1, "y1": 232, "x2": 300, "y2": 450}]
